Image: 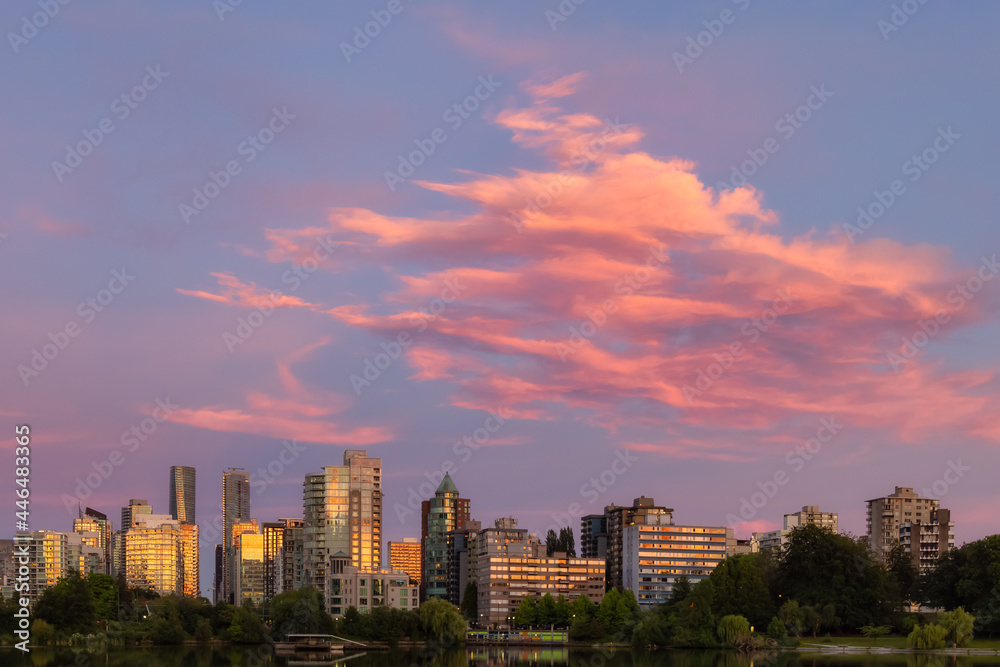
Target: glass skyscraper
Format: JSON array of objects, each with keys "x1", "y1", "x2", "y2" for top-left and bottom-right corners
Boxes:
[
  {"x1": 222, "y1": 469, "x2": 251, "y2": 603},
  {"x1": 169, "y1": 466, "x2": 196, "y2": 525}
]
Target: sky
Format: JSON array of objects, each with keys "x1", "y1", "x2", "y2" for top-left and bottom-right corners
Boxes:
[{"x1": 2, "y1": 1, "x2": 999, "y2": 595}]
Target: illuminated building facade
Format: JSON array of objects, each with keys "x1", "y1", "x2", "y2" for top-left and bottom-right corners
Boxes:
[
  {"x1": 622, "y1": 518, "x2": 734, "y2": 609},
  {"x1": 234, "y1": 531, "x2": 265, "y2": 606},
  {"x1": 473, "y1": 518, "x2": 605, "y2": 627},
  {"x1": 73, "y1": 507, "x2": 113, "y2": 575},
  {"x1": 389, "y1": 537, "x2": 422, "y2": 586},
  {"x1": 303, "y1": 450, "x2": 382, "y2": 594},
  {"x1": 179, "y1": 523, "x2": 200, "y2": 598},
  {"x1": 124, "y1": 514, "x2": 183, "y2": 596}
]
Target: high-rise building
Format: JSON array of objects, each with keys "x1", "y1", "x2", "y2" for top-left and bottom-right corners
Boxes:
[
  {"x1": 234, "y1": 530, "x2": 265, "y2": 606},
  {"x1": 867, "y1": 487, "x2": 954, "y2": 571},
  {"x1": 472, "y1": 518, "x2": 605, "y2": 627},
  {"x1": 17, "y1": 531, "x2": 104, "y2": 605},
  {"x1": 124, "y1": 513, "x2": 183, "y2": 596},
  {"x1": 169, "y1": 466, "x2": 197, "y2": 525},
  {"x1": 281, "y1": 518, "x2": 305, "y2": 594},
  {"x1": 389, "y1": 537, "x2": 423, "y2": 587},
  {"x1": 622, "y1": 517, "x2": 734, "y2": 609},
  {"x1": 303, "y1": 450, "x2": 382, "y2": 594},
  {"x1": 214, "y1": 544, "x2": 223, "y2": 604},
  {"x1": 263, "y1": 518, "x2": 305, "y2": 598},
  {"x1": 601, "y1": 497, "x2": 673, "y2": 590},
  {"x1": 222, "y1": 469, "x2": 251, "y2": 603},
  {"x1": 73, "y1": 507, "x2": 113, "y2": 575},
  {"x1": 179, "y1": 524, "x2": 200, "y2": 598},
  {"x1": 580, "y1": 514, "x2": 609, "y2": 559},
  {"x1": 446, "y1": 521, "x2": 480, "y2": 606},
  {"x1": 118, "y1": 499, "x2": 152, "y2": 575},
  {"x1": 421, "y1": 473, "x2": 470, "y2": 600},
  {"x1": 751, "y1": 505, "x2": 839, "y2": 552}
]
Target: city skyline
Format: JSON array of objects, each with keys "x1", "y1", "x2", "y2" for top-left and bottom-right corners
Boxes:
[{"x1": 13, "y1": 456, "x2": 979, "y2": 603}]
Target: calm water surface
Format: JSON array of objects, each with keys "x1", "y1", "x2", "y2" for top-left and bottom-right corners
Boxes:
[{"x1": 4, "y1": 646, "x2": 1000, "y2": 667}]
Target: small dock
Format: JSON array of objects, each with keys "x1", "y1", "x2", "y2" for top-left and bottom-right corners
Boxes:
[{"x1": 274, "y1": 634, "x2": 367, "y2": 655}]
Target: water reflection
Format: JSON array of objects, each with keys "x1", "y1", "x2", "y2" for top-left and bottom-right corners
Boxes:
[{"x1": 1, "y1": 647, "x2": 997, "y2": 667}]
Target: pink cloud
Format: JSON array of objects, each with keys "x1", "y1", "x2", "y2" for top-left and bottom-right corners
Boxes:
[{"x1": 234, "y1": 74, "x2": 1000, "y2": 458}]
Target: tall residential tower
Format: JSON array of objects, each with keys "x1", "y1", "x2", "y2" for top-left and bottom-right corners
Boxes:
[{"x1": 303, "y1": 450, "x2": 382, "y2": 595}]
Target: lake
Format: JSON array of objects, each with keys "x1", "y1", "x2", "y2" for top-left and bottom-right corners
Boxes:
[{"x1": 4, "y1": 646, "x2": 1000, "y2": 667}]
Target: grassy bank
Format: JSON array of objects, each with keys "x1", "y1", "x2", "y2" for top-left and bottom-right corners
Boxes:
[{"x1": 806, "y1": 636, "x2": 1000, "y2": 650}]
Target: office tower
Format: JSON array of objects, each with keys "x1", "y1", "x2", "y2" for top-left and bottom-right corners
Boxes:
[
  {"x1": 388, "y1": 537, "x2": 422, "y2": 586},
  {"x1": 622, "y1": 517, "x2": 735, "y2": 609},
  {"x1": 604, "y1": 497, "x2": 673, "y2": 590},
  {"x1": 118, "y1": 499, "x2": 152, "y2": 575},
  {"x1": 303, "y1": 450, "x2": 382, "y2": 594},
  {"x1": 222, "y1": 469, "x2": 251, "y2": 603},
  {"x1": 751, "y1": 505, "x2": 839, "y2": 552},
  {"x1": 580, "y1": 513, "x2": 609, "y2": 559},
  {"x1": 234, "y1": 530, "x2": 265, "y2": 606},
  {"x1": 73, "y1": 507, "x2": 113, "y2": 575},
  {"x1": 446, "y1": 521, "x2": 480, "y2": 607},
  {"x1": 125, "y1": 513, "x2": 183, "y2": 595},
  {"x1": 867, "y1": 487, "x2": 954, "y2": 571},
  {"x1": 420, "y1": 473, "x2": 470, "y2": 600},
  {"x1": 325, "y1": 553, "x2": 419, "y2": 617},
  {"x1": 169, "y1": 466, "x2": 197, "y2": 525},
  {"x1": 473, "y1": 518, "x2": 605, "y2": 627},
  {"x1": 179, "y1": 524, "x2": 200, "y2": 598},
  {"x1": 281, "y1": 518, "x2": 305, "y2": 594}
]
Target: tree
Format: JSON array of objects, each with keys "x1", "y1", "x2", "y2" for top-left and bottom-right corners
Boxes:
[
  {"x1": 570, "y1": 594, "x2": 595, "y2": 622},
  {"x1": 228, "y1": 605, "x2": 267, "y2": 643},
  {"x1": 766, "y1": 617, "x2": 788, "y2": 642},
  {"x1": 778, "y1": 600, "x2": 803, "y2": 637},
  {"x1": 777, "y1": 524, "x2": 894, "y2": 628},
  {"x1": 670, "y1": 575, "x2": 692, "y2": 606},
  {"x1": 908, "y1": 623, "x2": 947, "y2": 649},
  {"x1": 537, "y1": 594, "x2": 557, "y2": 627},
  {"x1": 87, "y1": 573, "x2": 118, "y2": 622},
  {"x1": 597, "y1": 588, "x2": 624, "y2": 632},
  {"x1": 559, "y1": 527, "x2": 576, "y2": 557},
  {"x1": 269, "y1": 588, "x2": 335, "y2": 639},
  {"x1": 546, "y1": 529, "x2": 559, "y2": 557},
  {"x1": 887, "y1": 541, "x2": 919, "y2": 604},
  {"x1": 801, "y1": 605, "x2": 821, "y2": 637},
  {"x1": 554, "y1": 595, "x2": 572, "y2": 627},
  {"x1": 937, "y1": 607, "x2": 975, "y2": 646},
  {"x1": 710, "y1": 554, "x2": 775, "y2": 627},
  {"x1": 672, "y1": 578, "x2": 717, "y2": 647},
  {"x1": 419, "y1": 598, "x2": 467, "y2": 643},
  {"x1": 194, "y1": 616, "x2": 213, "y2": 641},
  {"x1": 461, "y1": 581, "x2": 478, "y2": 623},
  {"x1": 33, "y1": 569, "x2": 96, "y2": 633},
  {"x1": 717, "y1": 615, "x2": 751, "y2": 646},
  {"x1": 516, "y1": 596, "x2": 537, "y2": 627}
]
